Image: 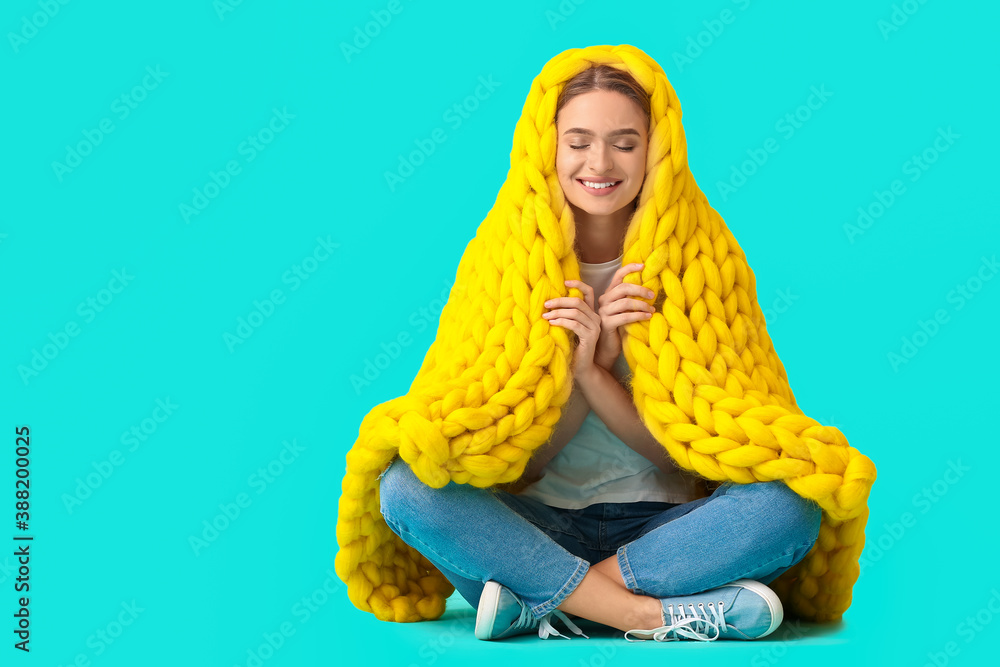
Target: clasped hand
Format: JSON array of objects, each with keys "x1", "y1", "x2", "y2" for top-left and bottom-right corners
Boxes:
[{"x1": 542, "y1": 263, "x2": 656, "y2": 376}]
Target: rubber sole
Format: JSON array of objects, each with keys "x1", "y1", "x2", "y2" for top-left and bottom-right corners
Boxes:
[
  {"x1": 729, "y1": 579, "x2": 783, "y2": 639},
  {"x1": 475, "y1": 581, "x2": 503, "y2": 640}
]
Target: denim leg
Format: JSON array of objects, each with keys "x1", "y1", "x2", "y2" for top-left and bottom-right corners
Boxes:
[
  {"x1": 377, "y1": 457, "x2": 590, "y2": 618},
  {"x1": 616, "y1": 480, "x2": 822, "y2": 597}
]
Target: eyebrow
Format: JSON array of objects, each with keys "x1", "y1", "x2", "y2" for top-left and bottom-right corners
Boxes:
[{"x1": 561, "y1": 127, "x2": 641, "y2": 138}]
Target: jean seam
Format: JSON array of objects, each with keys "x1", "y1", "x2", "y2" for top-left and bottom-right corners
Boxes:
[
  {"x1": 528, "y1": 557, "x2": 590, "y2": 618},
  {"x1": 533, "y1": 520, "x2": 598, "y2": 553},
  {"x1": 381, "y1": 512, "x2": 483, "y2": 581},
  {"x1": 617, "y1": 546, "x2": 642, "y2": 594},
  {"x1": 582, "y1": 539, "x2": 602, "y2": 554},
  {"x1": 538, "y1": 522, "x2": 590, "y2": 544}
]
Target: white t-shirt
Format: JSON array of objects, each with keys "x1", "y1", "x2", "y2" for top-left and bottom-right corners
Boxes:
[{"x1": 516, "y1": 253, "x2": 707, "y2": 509}]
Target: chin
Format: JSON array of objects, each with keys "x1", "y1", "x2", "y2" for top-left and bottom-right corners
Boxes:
[{"x1": 572, "y1": 199, "x2": 627, "y2": 215}]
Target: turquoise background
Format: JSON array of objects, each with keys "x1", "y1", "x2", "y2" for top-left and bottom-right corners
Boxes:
[{"x1": 3, "y1": 0, "x2": 998, "y2": 665}]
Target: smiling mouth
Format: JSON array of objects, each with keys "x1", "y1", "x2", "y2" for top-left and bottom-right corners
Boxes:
[{"x1": 578, "y1": 179, "x2": 622, "y2": 194}]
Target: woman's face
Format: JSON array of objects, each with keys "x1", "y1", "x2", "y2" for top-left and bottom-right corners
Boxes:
[{"x1": 555, "y1": 89, "x2": 648, "y2": 219}]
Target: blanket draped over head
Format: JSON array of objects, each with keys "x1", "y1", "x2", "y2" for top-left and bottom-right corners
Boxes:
[{"x1": 336, "y1": 43, "x2": 876, "y2": 624}]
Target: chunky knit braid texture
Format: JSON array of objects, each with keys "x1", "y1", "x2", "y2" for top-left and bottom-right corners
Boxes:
[{"x1": 335, "y1": 44, "x2": 876, "y2": 624}]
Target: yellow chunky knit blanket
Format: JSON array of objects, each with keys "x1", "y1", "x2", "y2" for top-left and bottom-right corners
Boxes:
[{"x1": 336, "y1": 43, "x2": 876, "y2": 624}]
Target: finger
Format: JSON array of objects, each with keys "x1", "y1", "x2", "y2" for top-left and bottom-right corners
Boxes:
[
  {"x1": 600, "y1": 298, "x2": 659, "y2": 319},
  {"x1": 544, "y1": 305, "x2": 598, "y2": 326},
  {"x1": 545, "y1": 308, "x2": 603, "y2": 332},
  {"x1": 545, "y1": 297, "x2": 598, "y2": 319},
  {"x1": 565, "y1": 279, "x2": 596, "y2": 311},
  {"x1": 606, "y1": 263, "x2": 644, "y2": 288},
  {"x1": 607, "y1": 282, "x2": 656, "y2": 300},
  {"x1": 546, "y1": 317, "x2": 597, "y2": 337},
  {"x1": 544, "y1": 297, "x2": 585, "y2": 308},
  {"x1": 542, "y1": 307, "x2": 583, "y2": 320},
  {"x1": 606, "y1": 311, "x2": 654, "y2": 328},
  {"x1": 565, "y1": 279, "x2": 594, "y2": 293},
  {"x1": 611, "y1": 262, "x2": 644, "y2": 280},
  {"x1": 601, "y1": 264, "x2": 648, "y2": 308},
  {"x1": 600, "y1": 297, "x2": 656, "y2": 315}
]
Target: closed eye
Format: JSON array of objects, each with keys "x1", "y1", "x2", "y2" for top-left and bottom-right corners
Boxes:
[{"x1": 570, "y1": 144, "x2": 635, "y2": 152}]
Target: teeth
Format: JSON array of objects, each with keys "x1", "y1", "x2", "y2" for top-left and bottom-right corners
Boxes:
[{"x1": 582, "y1": 180, "x2": 619, "y2": 189}]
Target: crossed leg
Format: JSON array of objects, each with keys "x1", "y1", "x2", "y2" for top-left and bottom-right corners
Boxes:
[
  {"x1": 378, "y1": 457, "x2": 822, "y2": 633},
  {"x1": 557, "y1": 482, "x2": 822, "y2": 631}
]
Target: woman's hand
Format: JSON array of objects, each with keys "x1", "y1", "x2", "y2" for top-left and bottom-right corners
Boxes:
[
  {"x1": 543, "y1": 280, "x2": 602, "y2": 377},
  {"x1": 593, "y1": 263, "x2": 656, "y2": 369}
]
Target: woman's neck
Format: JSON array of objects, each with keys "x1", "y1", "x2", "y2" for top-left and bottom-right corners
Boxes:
[{"x1": 573, "y1": 207, "x2": 630, "y2": 263}]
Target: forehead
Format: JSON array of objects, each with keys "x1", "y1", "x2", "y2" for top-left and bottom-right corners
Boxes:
[{"x1": 556, "y1": 90, "x2": 645, "y2": 132}]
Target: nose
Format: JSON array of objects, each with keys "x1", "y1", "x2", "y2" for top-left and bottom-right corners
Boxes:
[{"x1": 587, "y1": 142, "x2": 614, "y2": 174}]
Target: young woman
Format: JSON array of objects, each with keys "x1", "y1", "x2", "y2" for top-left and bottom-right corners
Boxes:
[{"x1": 377, "y1": 64, "x2": 822, "y2": 643}]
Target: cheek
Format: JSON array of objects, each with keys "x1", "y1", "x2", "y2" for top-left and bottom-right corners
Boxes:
[
  {"x1": 558, "y1": 170, "x2": 578, "y2": 193},
  {"x1": 630, "y1": 155, "x2": 647, "y2": 184},
  {"x1": 555, "y1": 152, "x2": 572, "y2": 180}
]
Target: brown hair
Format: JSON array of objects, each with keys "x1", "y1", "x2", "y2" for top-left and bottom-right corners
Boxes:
[{"x1": 554, "y1": 64, "x2": 651, "y2": 131}]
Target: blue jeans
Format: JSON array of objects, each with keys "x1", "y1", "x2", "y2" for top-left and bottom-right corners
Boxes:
[{"x1": 378, "y1": 456, "x2": 822, "y2": 620}]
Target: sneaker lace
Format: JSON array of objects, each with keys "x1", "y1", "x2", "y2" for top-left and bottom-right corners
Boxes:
[
  {"x1": 624, "y1": 600, "x2": 726, "y2": 643},
  {"x1": 510, "y1": 604, "x2": 589, "y2": 640}
]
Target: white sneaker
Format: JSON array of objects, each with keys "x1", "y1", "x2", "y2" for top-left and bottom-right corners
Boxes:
[
  {"x1": 475, "y1": 581, "x2": 589, "y2": 641},
  {"x1": 624, "y1": 579, "x2": 783, "y2": 642}
]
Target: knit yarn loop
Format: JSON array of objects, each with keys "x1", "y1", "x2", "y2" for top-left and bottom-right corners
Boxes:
[{"x1": 335, "y1": 44, "x2": 876, "y2": 624}]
